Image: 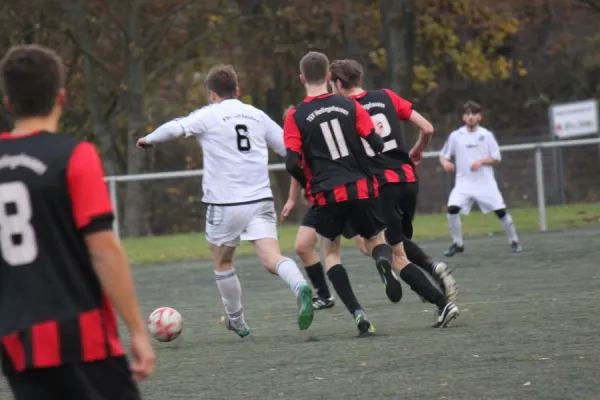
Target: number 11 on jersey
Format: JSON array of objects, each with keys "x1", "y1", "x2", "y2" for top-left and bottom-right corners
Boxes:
[{"x1": 320, "y1": 119, "x2": 349, "y2": 160}]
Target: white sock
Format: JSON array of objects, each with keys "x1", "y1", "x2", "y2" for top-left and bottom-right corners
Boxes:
[
  {"x1": 447, "y1": 213, "x2": 464, "y2": 246},
  {"x1": 276, "y1": 258, "x2": 307, "y2": 297},
  {"x1": 500, "y1": 214, "x2": 519, "y2": 243},
  {"x1": 215, "y1": 269, "x2": 245, "y2": 326}
]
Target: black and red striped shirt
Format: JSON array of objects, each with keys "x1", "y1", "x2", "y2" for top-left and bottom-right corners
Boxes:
[
  {"x1": 284, "y1": 93, "x2": 378, "y2": 206},
  {"x1": 351, "y1": 89, "x2": 417, "y2": 185},
  {"x1": 0, "y1": 131, "x2": 124, "y2": 373}
]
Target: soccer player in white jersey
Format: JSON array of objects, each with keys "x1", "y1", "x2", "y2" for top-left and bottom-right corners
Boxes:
[
  {"x1": 439, "y1": 101, "x2": 522, "y2": 256},
  {"x1": 136, "y1": 64, "x2": 314, "y2": 337}
]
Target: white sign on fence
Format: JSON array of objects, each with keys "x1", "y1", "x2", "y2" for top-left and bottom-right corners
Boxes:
[{"x1": 550, "y1": 99, "x2": 598, "y2": 139}]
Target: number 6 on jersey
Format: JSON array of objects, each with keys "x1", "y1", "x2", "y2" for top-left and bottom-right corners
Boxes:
[{"x1": 0, "y1": 181, "x2": 38, "y2": 266}]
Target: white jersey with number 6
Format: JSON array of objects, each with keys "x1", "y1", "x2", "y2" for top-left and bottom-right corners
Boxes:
[{"x1": 172, "y1": 99, "x2": 286, "y2": 205}]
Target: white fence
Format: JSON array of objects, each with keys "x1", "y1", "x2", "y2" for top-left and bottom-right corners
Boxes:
[{"x1": 105, "y1": 137, "x2": 600, "y2": 238}]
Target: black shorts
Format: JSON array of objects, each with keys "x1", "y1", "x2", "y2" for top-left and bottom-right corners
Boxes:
[
  {"x1": 342, "y1": 182, "x2": 418, "y2": 245},
  {"x1": 5, "y1": 356, "x2": 141, "y2": 400},
  {"x1": 314, "y1": 198, "x2": 385, "y2": 241},
  {"x1": 300, "y1": 206, "x2": 319, "y2": 229}
]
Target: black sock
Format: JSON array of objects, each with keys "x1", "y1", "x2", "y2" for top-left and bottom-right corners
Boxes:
[
  {"x1": 403, "y1": 239, "x2": 434, "y2": 275},
  {"x1": 305, "y1": 262, "x2": 331, "y2": 298},
  {"x1": 327, "y1": 264, "x2": 362, "y2": 315},
  {"x1": 371, "y1": 243, "x2": 393, "y2": 262},
  {"x1": 400, "y1": 263, "x2": 446, "y2": 309}
]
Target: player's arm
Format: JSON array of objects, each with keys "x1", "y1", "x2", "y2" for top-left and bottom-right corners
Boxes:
[
  {"x1": 138, "y1": 110, "x2": 207, "y2": 149},
  {"x1": 283, "y1": 109, "x2": 308, "y2": 186},
  {"x1": 383, "y1": 88, "x2": 434, "y2": 154},
  {"x1": 355, "y1": 101, "x2": 384, "y2": 153},
  {"x1": 66, "y1": 142, "x2": 147, "y2": 337},
  {"x1": 439, "y1": 134, "x2": 456, "y2": 172},
  {"x1": 262, "y1": 112, "x2": 287, "y2": 157},
  {"x1": 476, "y1": 132, "x2": 502, "y2": 167}
]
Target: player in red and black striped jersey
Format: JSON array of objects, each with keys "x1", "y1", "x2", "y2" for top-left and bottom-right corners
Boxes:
[
  {"x1": 284, "y1": 52, "x2": 399, "y2": 334},
  {"x1": 0, "y1": 45, "x2": 153, "y2": 399},
  {"x1": 329, "y1": 59, "x2": 459, "y2": 327}
]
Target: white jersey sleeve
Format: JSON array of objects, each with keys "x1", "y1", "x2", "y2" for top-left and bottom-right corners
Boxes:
[
  {"x1": 485, "y1": 130, "x2": 502, "y2": 161},
  {"x1": 175, "y1": 107, "x2": 211, "y2": 138},
  {"x1": 261, "y1": 112, "x2": 286, "y2": 157},
  {"x1": 440, "y1": 131, "x2": 458, "y2": 159}
]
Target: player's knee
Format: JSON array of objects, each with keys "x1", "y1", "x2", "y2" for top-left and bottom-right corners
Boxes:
[
  {"x1": 494, "y1": 208, "x2": 507, "y2": 219},
  {"x1": 354, "y1": 238, "x2": 370, "y2": 257},
  {"x1": 447, "y1": 205, "x2": 461, "y2": 215}
]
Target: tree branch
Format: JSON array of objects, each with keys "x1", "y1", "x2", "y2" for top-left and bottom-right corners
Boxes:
[
  {"x1": 64, "y1": 29, "x2": 113, "y2": 75},
  {"x1": 146, "y1": 14, "x2": 259, "y2": 83},
  {"x1": 580, "y1": 0, "x2": 600, "y2": 13},
  {"x1": 142, "y1": 3, "x2": 190, "y2": 50}
]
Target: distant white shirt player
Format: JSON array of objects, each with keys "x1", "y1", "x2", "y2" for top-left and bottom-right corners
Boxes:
[
  {"x1": 439, "y1": 101, "x2": 522, "y2": 257},
  {"x1": 136, "y1": 64, "x2": 314, "y2": 337}
]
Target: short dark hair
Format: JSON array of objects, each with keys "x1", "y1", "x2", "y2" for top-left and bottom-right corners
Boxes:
[
  {"x1": 330, "y1": 59, "x2": 363, "y2": 89},
  {"x1": 205, "y1": 64, "x2": 238, "y2": 98},
  {"x1": 0, "y1": 44, "x2": 65, "y2": 118},
  {"x1": 463, "y1": 100, "x2": 482, "y2": 114},
  {"x1": 299, "y1": 52, "x2": 329, "y2": 85}
]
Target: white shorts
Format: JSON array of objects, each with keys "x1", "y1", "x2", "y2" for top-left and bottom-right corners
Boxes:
[
  {"x1": 448, "y1": 185, "x2": 506, "y2": 215},
  {"x1": 205, "y1": 200, "x2": 278, "y2": 247}
]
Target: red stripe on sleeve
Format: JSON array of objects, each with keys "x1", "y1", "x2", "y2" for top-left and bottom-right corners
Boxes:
[
  {"x1": 383, "y1": 89, "x2": 413, "y2": 121},
  {"x1": 402, "y1": 165, "x2": 416, "y2": 182},
  {"x1": 101, "y1": 295, "x2": 125, "y2": 357},
  {"x1": 2, "y1": 333, "x2": 26, "y2": 372},
  {"x1": 32, "y1": 321, "x2": 61, "y2": 367},
  {"x1": 384, "y1": 169, "x2": 401, "y2": 183},
  {"x1": 66, "y1": 142, "x2": 113, "y2": 229},
  {"x1": 283, "y1": 108, "x2": 303, "y2": 153},
  {"x1": 354, "y1": 101, "x2": 376, "y2": 138},
  {"x1": 356, "y1": 179, "x2": 369, "y2": 199},
  {"x1": 333, "y1": 185, "x2": 349, "y2": 202},
  {"x1": 79, "y1": 309, "x2": 107, "y2": 362}
]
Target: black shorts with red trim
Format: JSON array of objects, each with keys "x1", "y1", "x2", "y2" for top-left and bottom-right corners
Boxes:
[
  {"x1": 5, "y1": 356, "x2": 140, "y2": 400},
  {"x1": 342, "y1": 182, "x2": 418, "y2": 245},
  {"x1": 314, "y1": 198, "x2": 385, "y2": 241}
]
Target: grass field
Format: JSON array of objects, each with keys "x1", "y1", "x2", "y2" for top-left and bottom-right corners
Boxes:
[{"x1": 122, "y1": 203, "x2": 600, "y2": 264}]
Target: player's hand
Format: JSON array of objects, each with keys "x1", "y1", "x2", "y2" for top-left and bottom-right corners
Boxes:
[
  {"x1": 409, "y1": 148, "x2": 423, "y2": 166},
  {"x1": 129, "y1": 331, "x2": 155, "y2": 382},
  {"x1": 281, "y1": 200, "x2": 295, "y2": 222},
  {"x1": 136, "y1": 138, "x2": 154, "y2": 149},
  {"x1": 442, "y1": 160, "x2": 455, "y2": 173},
  {"x1": 471, "y1": 160, "x2": 482, "y2": 171}
]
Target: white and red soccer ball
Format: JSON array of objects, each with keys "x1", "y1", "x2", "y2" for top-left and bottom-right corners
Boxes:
[{"x1": 147, "y1": 307, "x2": 183, "y2": 342}]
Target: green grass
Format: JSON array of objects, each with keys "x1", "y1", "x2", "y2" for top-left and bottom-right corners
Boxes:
[{"x1": 122, "y1": 203, "x2": 600, "y2": 264}]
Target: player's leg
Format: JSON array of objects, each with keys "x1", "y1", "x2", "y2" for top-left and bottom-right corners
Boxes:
[
  {"x1": 342, "y1": 223, "x2": 370, "y2": 257},
  {"x1": 243, "y1": 201, "x2": 313, "y2": 330},
  {"x1": 347, "y1": 198, "x2": 402, "y2": 304},
  {"x1": 379, "y1": 184, "x2": 458, "y2": 327},
  {"x1": 297, "y1": 207, "x2": 334, "y2": 309},
  {"x1": 315, "y1": 203, "x2": 374, "y2": 334},
  {"x1": 445, "y1": 187, "x2": 472, "y2": 257},
  {"x1": 476, "y1": 187, "x2": 522, "y2": 252},
  {"x1": 398, "y1": 182, "x2": 459, "y2": 302},
  {"x1": 205, "y1": 204, "x2": 249, "y2": 337}
]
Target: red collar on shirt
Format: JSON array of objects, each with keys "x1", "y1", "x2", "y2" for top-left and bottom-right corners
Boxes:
[
  {"x1": 0, "y1": 130, "x2": 44, "y2": 140},
  {"x1": 303, "y1": 93, "x2": 333, "y2": 102}
]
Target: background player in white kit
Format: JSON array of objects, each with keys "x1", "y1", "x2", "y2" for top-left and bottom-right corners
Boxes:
[
  {"x1": 439, "y1": 101, "x2": 522, "y2": 257},
  {"x1": 136, "y1": 64, "x2": 314, "y2": 336}
]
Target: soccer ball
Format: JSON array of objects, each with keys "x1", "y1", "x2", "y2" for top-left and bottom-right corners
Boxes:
[{"x1": 147, "y1": 307, "x2": 183, "y2": 342}]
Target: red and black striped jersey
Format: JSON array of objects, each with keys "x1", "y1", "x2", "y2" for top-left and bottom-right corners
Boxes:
[
  {"x1": 284, "y1": 94, "x2": 378, "y2": 206},
  {"x1": 350, "y1": 89, "x2": 417, "y2": 185},
  {"x1": 0, "y1": 131, "x2": 124, "y2": 373}
]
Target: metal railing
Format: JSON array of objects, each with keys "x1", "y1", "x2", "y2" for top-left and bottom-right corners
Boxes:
[{"x1": 105, "y1": 137, "x2": 600, "y2": 238}]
